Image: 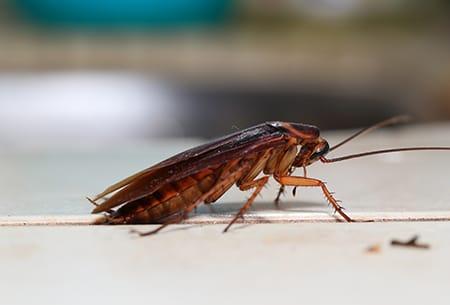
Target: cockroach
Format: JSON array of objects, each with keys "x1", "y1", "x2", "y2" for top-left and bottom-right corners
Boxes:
[{"x1": 89, "y1": 116, "x2": 450, "y2": 235}]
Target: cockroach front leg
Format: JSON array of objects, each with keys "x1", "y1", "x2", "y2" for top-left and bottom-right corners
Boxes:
[
  {"x1": 274, "y1": 185, "x2": 285, "y2": 206},
  {"x1": 223, "y1": 176, "x2": 270, "y2": 233},
  {"x1": 274, "y1": 167, "x2": 296, "y2": 206},
  {"x1": 274, "y1": 176, "x2": 354, "y2": 222}
]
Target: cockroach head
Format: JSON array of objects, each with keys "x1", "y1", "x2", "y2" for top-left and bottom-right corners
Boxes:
[
  {"x1": 294, "y1": 137, "x2": 330, "y2": 167},
  {"x1": 308, "y1": 138, "x2": 330, "y2": 162},
  {"x1": 268, "y1": 121, "x2": 329, "y2": 166}
]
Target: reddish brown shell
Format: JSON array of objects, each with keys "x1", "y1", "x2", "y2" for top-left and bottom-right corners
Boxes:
[{"x1": 92, "y1": 122, "x2": 310, "y2": 213}]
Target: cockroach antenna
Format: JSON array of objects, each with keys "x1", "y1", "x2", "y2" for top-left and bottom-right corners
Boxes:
[
  {"x1": 321, "y1": 147, "x2": 450, "y2": 163},
  {"x1": 322, "y1": 115, "x2": 450, "y2": 163},
  {"x1": 329, "y1": 115, "x2": 411, "y2": 152}
]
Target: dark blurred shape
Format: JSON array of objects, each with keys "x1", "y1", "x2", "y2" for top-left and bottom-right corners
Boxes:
[
  {"x1": 1, "y1": 0, "x2": 450, "y2": 142},
  {"x1": 14, "y1": 0, "x2": 233, "y2": 28}
]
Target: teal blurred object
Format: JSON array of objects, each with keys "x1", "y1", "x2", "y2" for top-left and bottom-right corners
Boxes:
[{"x1": 14, "y1": 0, "x2": 233, "y2": 28}]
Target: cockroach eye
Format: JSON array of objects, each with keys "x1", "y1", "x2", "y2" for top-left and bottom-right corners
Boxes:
[{"x1": 310, "y1": 141, "x2": 330, "y2": 160}]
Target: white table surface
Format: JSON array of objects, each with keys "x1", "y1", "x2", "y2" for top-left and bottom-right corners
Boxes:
[
  {"x1": 1, "y1": 123, "x2": 450, "y2": 305},
  {"x1": 2, "y1": 223, "x2": 449, "y2": 305},
  {"x1": 1, "y1": 123, "x2": 449, "y2": 217}
]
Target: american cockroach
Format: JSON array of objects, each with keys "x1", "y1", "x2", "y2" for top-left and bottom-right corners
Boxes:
[{"x1": 89, "y1": 116, "x2": 450, "y2": 235}]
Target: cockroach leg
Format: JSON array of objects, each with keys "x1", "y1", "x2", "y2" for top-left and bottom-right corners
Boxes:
[
  {"x1": 274, "y1": 185, "x2": 285, "y2": 207},
  {"x1": 130, "y1": 203, "x2": 197, "y2": 236},
  {"x1": 131, "y1": 199, "x2": 204, "y2": 236},
  {"x1": 132, "y1": 165, "x2": 250, "y2": 236},
  {"x1": 130, "y1": 213, "x2": 185, "y2": 236},
  {"x1": 274, "y1": 167, "x2": 296, "y2": 206},
  {"x1": 275, "y1": 175, "x2": 354, "y2": 222},
  {"x1": 223, "y1": 176, "x2": 270, "y2": 233},
  {"x1": 205, "y1": 159, "x2": 242, "y2": 204}
]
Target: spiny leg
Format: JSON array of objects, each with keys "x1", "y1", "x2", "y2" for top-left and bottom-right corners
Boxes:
[
  {"x1": 130, "y1": 194, "x2": 208, "y2": 237},
  {"x1": 130, "y1": 213, "x2": 185, "y2": 236},
  {"x1": 131, "y1": 162, "x2": 249, "y2": 236},
  {"x1": 132, "y1": 192, "x2": 213, "y2": 236},
  {"x1": 275, "y1": 175, "x2": 353, "y2": 222},
  {"x1": 274, "y1": 185, "x2": 285, "y2": 206},
  {"x1": 223, "y1": 176, "x2": 269, "y2": 233}
]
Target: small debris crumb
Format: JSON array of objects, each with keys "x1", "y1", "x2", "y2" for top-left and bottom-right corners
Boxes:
[
  {"x1": 390, "y1": 235, "x2": 430, "y2": 249},
  {"x1": 366, "y1": 244, "x2": 381, "y2": 254}
]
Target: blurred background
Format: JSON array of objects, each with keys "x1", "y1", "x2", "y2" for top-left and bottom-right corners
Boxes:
[{"x1": 1, "y1": 0, "x2": 450, "y2": 147}]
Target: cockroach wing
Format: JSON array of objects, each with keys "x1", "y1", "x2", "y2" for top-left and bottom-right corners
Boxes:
[{"x1": 92, "y1": 123, "x2": 287, "y2": 213}]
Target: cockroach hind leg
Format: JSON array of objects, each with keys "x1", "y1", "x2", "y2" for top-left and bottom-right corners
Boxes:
[
  {"x1": 223, "y1": 176, "x2": 269, "y2": 233},
  {"x1": 129, "y1": 217, "x2": 185, "y2": 236},
  {"x1": 129, "y1": 209, "x2": 193, "y2": 237},
  {"x1": 129, "y1": 225, "x2": 167, "y2": 237}
]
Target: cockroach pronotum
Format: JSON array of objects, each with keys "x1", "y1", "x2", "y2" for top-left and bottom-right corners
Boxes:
[{"x1": 89, "y1": 116, "x2": 450, "y2": 235}]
